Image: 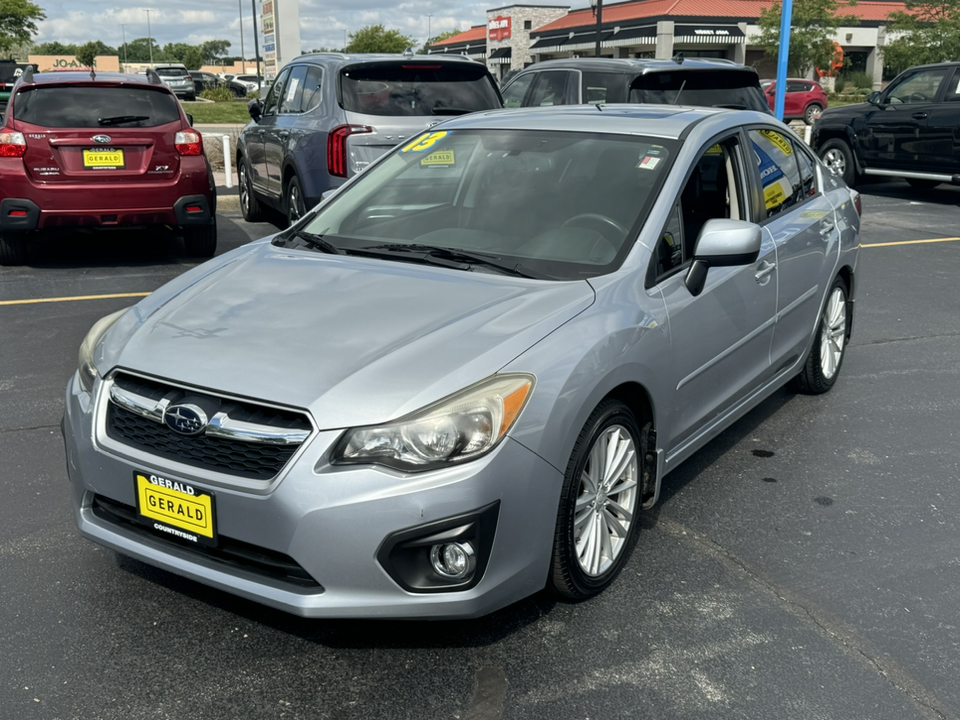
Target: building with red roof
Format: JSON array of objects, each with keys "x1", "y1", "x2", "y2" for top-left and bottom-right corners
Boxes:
[{"x1": 430, "y1": 1, "x2": 910, "y2": 87}]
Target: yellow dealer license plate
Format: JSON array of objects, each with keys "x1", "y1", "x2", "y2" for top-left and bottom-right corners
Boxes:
[
  {"x1": 135, "y1": 472, "x2": 216, "y2": 546},
  {"x1": 83, "y1": 148, "x2": 125, "y2": 169}
]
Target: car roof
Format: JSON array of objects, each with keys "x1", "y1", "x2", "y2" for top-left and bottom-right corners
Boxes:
[
  {"x1": 17, "y1": 71, "x2": 172, "y2": 88},
  {"x1": 292, "y1": 52, "x2": 483, "y2": 67},
  {"x1": 514, "y1": 57, "x2": 754, "y2": 75},
  {"x1": 431, "y1": 103, "x2": 773, "y2": 140}
]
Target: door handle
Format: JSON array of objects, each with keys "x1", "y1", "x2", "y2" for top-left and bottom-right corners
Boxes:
[
  {"x1": 911, "y1": 112, "x2": 928, "y2": 120},
  {"x1": 755, "y1": 260, "x2": 776, "y2": 285},
  {"x1": 819, "y1": 221, "x2": 835, "y2": 237}
]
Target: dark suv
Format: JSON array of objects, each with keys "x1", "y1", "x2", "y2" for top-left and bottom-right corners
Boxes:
[
  {"x1": 813, "y1": 62, "x2": 960, "y2": 189},
  {"x1": 236, "y1": 53, "x2": 502, "y2": 225},
  {"x1": 501, "y1": 57, "x2": 770, "y2": 113},
  {"x1": 0, "y1": 68, "x2": 216, "y2": 265}
]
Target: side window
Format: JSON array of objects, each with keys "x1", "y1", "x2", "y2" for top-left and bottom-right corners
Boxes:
[
  {"x1": 884, "y1": 68, "x2": 949, "y2": 104},
  {"x1": 279, "y1": 65, "x2": 307, "y2": 114},
  {"x1": 582, "y1": 72, "x2": 626, "y2": 103},
  {"x1": 786, "y1": 81, "x2": 806, "y2": 94},
  {"x1": 262, "y1": 68, "x2": 290, "y2": 115},
  {"x1": 946, "y1": 69, "x2": 960, "y2": 102},
  {"x1": 528, "y1": 71, "x2": 571, "y2": 106},
  {"x1": 749, "y1": 128, "x2": 803, "y2": 217},
  {"x1": 501, "y1": 73, "x2": 534, "y2": 108},
  {"x1": 300, "y1": 66, "x2": 323, "y2": 112},
  {"x1": 796, "y1": 145, "x2": 817, "y2": 198},
  {"x1": 653, "y1": 136, "x2": 746, "y2": 280}
]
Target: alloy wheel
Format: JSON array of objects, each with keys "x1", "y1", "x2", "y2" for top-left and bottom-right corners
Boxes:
[
  {"x1": 574, "y1": 425, "x2": 639, "y2": 577},
  {"x1": 822, "y1": 148, "x2": 846, "y2": 178},
  {"x1": 819, "y1": 286, "x2": 847, "y2": 380}
]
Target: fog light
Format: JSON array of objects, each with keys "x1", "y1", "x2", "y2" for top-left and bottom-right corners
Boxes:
[{"x1": 430, "y1": 541, "x2": 476, "y2": 580}]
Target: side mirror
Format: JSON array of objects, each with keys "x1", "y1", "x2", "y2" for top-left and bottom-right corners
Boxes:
[
  {"x1": 185, "y1": 112, "x2": 194, "y2": 127},
  {"x1": 684, "y1": 219, "x2": 762, "y2": 297},
  {"x1": 248, "y1": 99, "x2": 263, "y2": 122},
  {"x1": 867, "y1": 91, "x2": 881, "y2": 105}
]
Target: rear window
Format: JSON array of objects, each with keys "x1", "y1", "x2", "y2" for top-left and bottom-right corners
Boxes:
[
  {"x1": 629, "y1": 70, "x2": 770, "y2": 113},
  {"x1": 15, "y1": 86, "x2": 181, "y2": 128},
  {"x1": 340, "y1": 62, "x2": 501, "y2": 117},
  {"x1": 155, "y1": 67, "x2": 187, "y2": 77}
]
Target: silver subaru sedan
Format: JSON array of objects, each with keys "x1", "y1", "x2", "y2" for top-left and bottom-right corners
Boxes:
[{"x1": 63, "y1": 105, "x2": 861, "y2": 619}]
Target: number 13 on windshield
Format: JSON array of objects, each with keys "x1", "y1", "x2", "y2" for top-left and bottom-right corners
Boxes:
[{"x1": 402, "y1": 131, "x2": 448, "y2": 153}]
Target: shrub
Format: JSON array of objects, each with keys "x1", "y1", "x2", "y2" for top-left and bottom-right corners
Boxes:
[
  {"x1": 200, "y1": 87, "x2": 236, "y2": 103},
  {"x1": 837, "y1": 70, "x2": 874, "y2": 94}
]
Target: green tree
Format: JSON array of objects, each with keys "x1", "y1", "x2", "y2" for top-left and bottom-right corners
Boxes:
[
  {"x1": 75, "y1": 41, "x2": 101, "y2": 68},
  {"x1": 347, "y1": 24, "x2": 415, "y2": 54},
  {"x1": 200, "y1": 39, "x2": 231, "y2": 64},
  {"x1": 756, "y1": 0, "x2": 857, "y2": 76},
  {"x1": 420, "y1": 30, "x2": 459, "y2": 55},
  {"x1": 0, "y1": 0, "x2": 45, "y2": 55},
  {"x1": 121, "y1": 37, "x2": 162, "y2": 63},
  {"x1": 882, "y1": 0, "x2": 960, "y2": 71},
  {"x1": 162, "y1": 42, "x2": 192, "y2": 62},
  {"x1": 33, "y1": 40, "x2": 77, "y2": 55},
  {"x1": 183, "y1": 46, "x2": 204, "y2": 70}
]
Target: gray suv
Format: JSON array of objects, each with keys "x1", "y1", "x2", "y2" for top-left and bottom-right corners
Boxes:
[
  {"x1": 501, "y1": 57, "x2": 770, "y2": 113},
  {"x1": 153, "y1": 64, "x2": 195, "y2": 101},
  {"x1": 236, "y1": 53, "x2": 503, "y2": 225}
]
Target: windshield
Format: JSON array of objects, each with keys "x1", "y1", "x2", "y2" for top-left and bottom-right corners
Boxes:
[
  {"x1": 340, "y1": 63, "x2": 501, "y2": 116},
  {"x1": 14, "y1": 86, "x2": 181, "y2": 127},
  {"x1": 630, "y1": 70, "x2": 770, "y2": 113},
  {"x1": 290, "y1": 129, "x2": 678, "y2": 280}
]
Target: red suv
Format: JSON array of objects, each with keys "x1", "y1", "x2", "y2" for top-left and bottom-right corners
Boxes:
[
  {"x1": 0, "y1": 69, "x2": 216, "y2": 265},
  {"x1": 762, "y1": 79, "x2": 829, "y2": 125}
]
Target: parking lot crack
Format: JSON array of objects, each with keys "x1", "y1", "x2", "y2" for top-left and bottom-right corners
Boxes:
[
  {"x1": 658, "y1": 517, "x2": 949, "y2": 720},
  {"x1": 0, "y1": 423, "x2": 60, "y2": 434}
]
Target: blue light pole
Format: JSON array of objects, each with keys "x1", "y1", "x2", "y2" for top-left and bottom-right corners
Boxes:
[{"x1": 774, "y1": 0, "x2": 793, "y2": 121}]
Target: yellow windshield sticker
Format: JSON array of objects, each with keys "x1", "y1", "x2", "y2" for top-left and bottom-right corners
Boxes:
[
  {"x1": 705, "y1": 144, "x2": 724, "y2": 155},
  {"x1": 758, "y1": 129, "x2": 793, "y2": 157},
  {"x1": 421, "y1": 150, "x2": 455, "y2": 166},
  {"x1": 402, "y1": 131, "x2": 448, "y2": 153}
]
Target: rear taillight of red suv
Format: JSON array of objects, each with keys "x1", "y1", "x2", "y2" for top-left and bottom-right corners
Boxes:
[
  {"x1": 175, "y1": 130, "x2": 203, "y2": 156},
  {"x1": 0, "y1": 131, "x2": 27, "y2": 157},
  {"x1": 327, "y1": 125, "x2": 372, "y2": 178}
]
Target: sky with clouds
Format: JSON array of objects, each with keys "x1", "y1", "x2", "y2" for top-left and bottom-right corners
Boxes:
[{"x1": 33, "y1": 0, "x2": 506, "y2": 56}]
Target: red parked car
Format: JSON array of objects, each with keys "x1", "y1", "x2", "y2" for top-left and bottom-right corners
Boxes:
[
  {"x1": 761, "y1": 78, "x2": 829, "y2": 125},
  {"x1": 0, "y1": 68, "x2": 216, "y2": 265}
]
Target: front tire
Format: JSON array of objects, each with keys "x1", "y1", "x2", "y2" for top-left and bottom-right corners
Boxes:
[
  {"x1": 793, "y1": 276, "x2": 849, "y2": 394},
  {"x1": 182, "y1": 218, "x2": 217, "y2": 258},
  {"x1": 804, "y1": 103, "x2": 823, "y2": 125},
  {"x1": 551, "y1": 399, "x2": 643, "y2": 599},
  {"x1": 238, "y1": 158, "x2": 264, "y2": 222},
  {"x1": 818, "y1": 139, "x2": 857, "y2": 186},
  {"x1": 0, "y1": 231, "x2": 27, "y2": 266}
]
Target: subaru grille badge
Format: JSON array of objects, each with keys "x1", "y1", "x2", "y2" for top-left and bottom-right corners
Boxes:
[
  {"x1": 92, "y1": 135, "x2": 112, "y2": 144},
  {"x1": 163, "y1": 404, "x2": 208, "y2": 436}
]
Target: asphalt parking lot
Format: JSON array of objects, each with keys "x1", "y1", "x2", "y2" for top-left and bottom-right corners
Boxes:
[{"x1": 2, "y1": 179, "x2": 959, "y2": 720}]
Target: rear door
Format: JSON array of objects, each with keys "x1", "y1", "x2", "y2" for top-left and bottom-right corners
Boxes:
[
  {"x1": 340, "y1": 60, "x2": 501, "y2": 177},
  {"x1": 12, "y1": 83, "x2": 184, "y2": 187}
]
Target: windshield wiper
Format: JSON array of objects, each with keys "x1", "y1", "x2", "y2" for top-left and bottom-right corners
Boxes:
[
  {"x1": 98, "y1": 115, "x2": 149, "y2": 126},
  {"x1": 352, "y1": 243, "x2": 541, "y2": 278},
  {"x1": 288, "y1": 228, "x2": 342, "y2": 255}
]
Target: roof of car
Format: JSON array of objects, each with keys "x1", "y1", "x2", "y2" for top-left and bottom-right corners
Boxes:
[
  {"x1": 19, "y1": 71, "x2": 168, "y2": 87},
  {"x1": 514, "y1": 57, "x2": 754, "y2": 75},
  {"x1": 433, "y1": 103, "x2": 773, "y2": 140},
  {"x1": 292, "y1": 52, "x2": 482, "y2": 66}
]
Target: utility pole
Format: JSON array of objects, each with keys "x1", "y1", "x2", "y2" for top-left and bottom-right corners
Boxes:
[
  {"x1": 121, "y1": 24, "x2": 127, "y2": 64},
  {"x1": 593, "y1": 0, "x2": 604, "y2": 58},
  {"x1": 251, "y1": 0, "x2": 261, "y2": 93},
  {"x1": 146, "y1": 9, "x2": 154, "y2": 64},
  {"x1": 238, "y1": 0, "x2": 246, "y2": 74}
]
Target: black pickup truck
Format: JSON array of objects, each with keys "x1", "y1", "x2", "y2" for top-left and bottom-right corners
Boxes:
[{"x1": 812, "y1": 62, "x2": 960, "y2": 189}]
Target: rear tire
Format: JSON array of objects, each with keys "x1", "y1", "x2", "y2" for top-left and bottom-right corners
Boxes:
[
  {"x1": 551, "y1": 399, "x2": 643, "y2": 600},
  {"x1": 906, "y1": 178, "x2": 940, "y2": 190},
  {"x1": 285, "y1": 175, "x2": 306, "y2": 227},
  {"x1": 182, "y1": 218, "x2": 217, "y2": 258},
  {"x1": 804, "y1": 103, "x2": 823, "y2": 125},
  {"x1": 0, "y1": 231, "x2": 27, "y2": 266},
  {"x1": 238, "y1": 159, "x2": 264, "y2": 222},
  {"x1": 818, "y1": 139, "x2": 857, "y2": 186},
  {"x1": 793, "y1": 276, "x2": 849, "y2": 394}
]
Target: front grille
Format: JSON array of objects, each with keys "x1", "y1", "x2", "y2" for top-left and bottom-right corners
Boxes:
[
  {"x1": 92, "y1": 494, "x2": 322, "y2": 589},
  {"x1": 104, "y1": 372, "x2": 312, "y2": 480}
]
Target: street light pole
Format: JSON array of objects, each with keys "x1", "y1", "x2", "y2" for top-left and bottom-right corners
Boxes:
[
  {"x1": 238, "y1": 0, "x2": 246, "y2": 74},
  {"x1": 146, "y1": 9, "x2": 153, "y2": 64},
  {"x1": 427, "y1": 14, "x2": 433, "y2": 47},
  {"x1": 251, "y1": 0, "x2": 261, "y2": 93},
  {"x1": 121, "y1": 24, "x2": 127, "y2": 65},
  {"x1": 592, "y1": 0, "x2": 604, "y2": 58}
]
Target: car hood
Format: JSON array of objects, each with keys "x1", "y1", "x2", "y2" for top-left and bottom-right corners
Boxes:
[{"x1": 105, "y1": 243, "x2": 594, "y2": 430}]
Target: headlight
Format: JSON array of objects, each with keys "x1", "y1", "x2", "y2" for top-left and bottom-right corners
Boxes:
[
  {"x1": 77, "y1": 308, "x2": 128, "y2": 393},
  {"x1": 331, "y1": 374, "x2": 535, "y2": 472}
]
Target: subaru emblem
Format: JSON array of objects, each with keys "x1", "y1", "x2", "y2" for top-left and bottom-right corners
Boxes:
[
  {"x1": 163, "y1": 404, "x2": 208, "y2": 436},
  {"x1": 92, "y1": 135, "x2": 112, "y2": 144}
]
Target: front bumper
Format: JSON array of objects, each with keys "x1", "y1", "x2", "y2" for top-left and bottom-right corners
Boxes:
[{"x1": 63, "y1": 373, "x2": 563, "y2": 618}]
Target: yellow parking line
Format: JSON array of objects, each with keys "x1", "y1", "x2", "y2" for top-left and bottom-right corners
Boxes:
[
  {"x1": 862, "y1": 237, "x2": 960, "y2": 248},
  {"x1": 0, "y1": 292, "x2": 150, "y2": 307}
]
